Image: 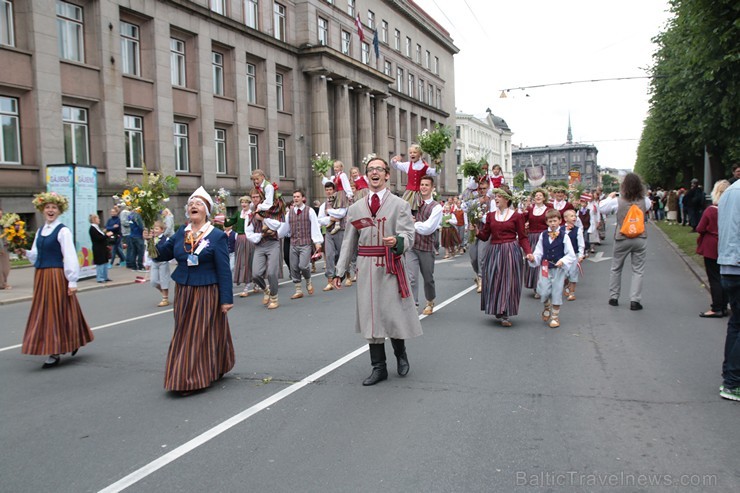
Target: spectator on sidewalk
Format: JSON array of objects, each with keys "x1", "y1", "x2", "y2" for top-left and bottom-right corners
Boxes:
[
  {"x1": 717, "y1": 179, "x2": 740, "y2": 401},
  {"x1": 128, "y1": 210, "x2": 145, "y2": 272},
  {"x1": 729, "y1": 163, "x2": 740, "y2": 185},
  {"x1": 697, "y1": 180, "x2": 731, "y2": 318},
  {"x1": 120, "y1": 204, "x2": 132, "y2": 267},
  {"x1": 89, "y1": 214, "x2": 111, "y2": 283},
  {"x1": 106, "y1": 206, "x2": 125, "y2": 266},
  {"x1": 684, "y1": 179, "x2": 705, "y2": 231}
]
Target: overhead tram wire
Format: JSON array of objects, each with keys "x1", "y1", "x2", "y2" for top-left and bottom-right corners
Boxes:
[{"x1": 499, "y1": 76, "x2": 661, "y2": 97}]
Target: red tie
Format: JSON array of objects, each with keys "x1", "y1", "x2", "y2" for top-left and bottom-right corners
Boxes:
[
  {"x1": 370, "y1": 193, "x2": 380, "y2": 217},
  {"x1": 297, "y1": 208, "x2": 302, "y2": 215}
]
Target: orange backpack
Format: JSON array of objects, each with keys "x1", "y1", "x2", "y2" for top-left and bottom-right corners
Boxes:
[{"x1": 620, "y1": 204, "x2": 645, "y2": 238}]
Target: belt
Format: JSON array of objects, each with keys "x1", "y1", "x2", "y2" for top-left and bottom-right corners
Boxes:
[{"x1": 357, "y1": 245, "x2": 410, "y2": 299}]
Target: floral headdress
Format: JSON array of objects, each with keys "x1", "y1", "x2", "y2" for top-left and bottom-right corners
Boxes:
[
  {"x1": 32, "y1": 191, "x2": 70, "y2": 213},
  {"x1": 531, "y1": 187, "x2": 549, "y2": 202},
  {"x1": 491, "y1": 188, "x2": 513, "y2": 201}
]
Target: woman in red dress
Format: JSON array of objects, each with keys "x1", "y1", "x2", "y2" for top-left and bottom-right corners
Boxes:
[{"x1": 523, "y1": 188, "x2": 552, "y2": 298}]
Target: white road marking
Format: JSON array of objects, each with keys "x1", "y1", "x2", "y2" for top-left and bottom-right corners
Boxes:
[{"x1": 97, "y1": 284, "x2": 477, "y2": 493}]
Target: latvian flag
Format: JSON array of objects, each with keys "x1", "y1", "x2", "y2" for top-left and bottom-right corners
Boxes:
[{"x1": 355, "y1": 14, "x2": 365, "y2": 43}]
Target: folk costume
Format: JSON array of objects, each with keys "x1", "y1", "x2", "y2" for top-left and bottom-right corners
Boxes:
[
  {"x1": 224, "y1": 206, "x2": 255, "y2": 291},
  {"x1": 452, "y1": 204, "x2": 467, "y2": 251},
  {"x1": 254, "y1": 179, "x2": 285, "y2": 231},
  {"x1": 441, "y1": 210, "x2": 461, "y2": 257},
  {"x1": 353, "y1": 174, "x2": 370, "y2": 201},
  {"x1": 564, "y1": 223, "x2": 585, "y2": 283},
  {"x1": 406, "y1": 197, "x2": 443, "y2": 315},
  {"x1": 150, "y1": 233, "x2": 172, "y2": 306},
  {"x1": 279, "y1": 203, "x2": 323, "y2": 299},
  {"x1": 577, "y1": 197, "x2": 593, "y2": 253},
  {"x1": 467, "y1": 193, "x2": 493, "y2": 293},
  {"x1": 23, "y1": 215, "x2": 93, "y2": 367},
  {"x1": 523, "y1": 203, "x2": 552, "y2": 290},
  {"x1": 477, "y1": 207, "x2": 532, "y2": 325},
  {"x1": 335, "y1": 188, "x2": 423, "y2": 385},
  {"x1": 317, "y1": 196, "x2": 348, "y2": 290},
  {"x1": 322, "y1": 171, "x2": 353, "y2": 208},
  {"x1": 247, "y1": 212, "x2": 285, "y2": 309},
  {"x1": 527, "y1": 226, "x2": 577, "y2": 327},
  {"x1": 551, "y1": 196, "x2": 575, "y2": 219},
  {"x1": 390, "y1": 157, "x2": 438, "y2": 211},
  {"x1": 154, "y1": 187, "x2": 235, "y2": 392}
]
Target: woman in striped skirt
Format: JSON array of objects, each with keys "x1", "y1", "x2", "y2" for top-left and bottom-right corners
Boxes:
[
  {"x1": 225, "y1": 195, "x2": 255, "y2": 297},
  {"x1": 21, "y1": 192, "x2": 93, "y2": 368},
  {"x1": 350, "y1": 166, "x2": 370, "y2": 201},
  {"x1": 148, "y1": 186, "x2": 235, "y2": 395},
  {"x1": 476, "y1": 189, "x2": 534, "y2": 327},
  {"x1": 523, "y1": 188, "x2": 552, "y2": 298}
]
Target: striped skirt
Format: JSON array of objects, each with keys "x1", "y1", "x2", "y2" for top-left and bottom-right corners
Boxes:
[
  {"x1": 22, "y1": 268, "x2": 93, "y2": 355},
  {"x1": 441, "y1": 227, "x2": 460, "y2": 249},
  {"x1": 353, "y1": 187, "x2": 369, "y2": 202},
  {"x1": 480, "y1": 241, "x2": 524, "y2": 317},
  {"x1": 401, "y1": 189, "x2": 423, "y2": 211},
  {"x1": 164, "y1": 283, "x2": 235, "y2": 391},
  {"x1": 333, "y1": 190, "x2": 351, "y2": 209},
  {"x1": 523, "y1": 232, "x2": 543, "y2": 289},
  {"x1": 233, "y1": 234, "x2": 253, "y2": 285}
]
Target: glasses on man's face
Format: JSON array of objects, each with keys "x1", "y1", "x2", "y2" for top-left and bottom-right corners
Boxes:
[{"x1": 366, "y1": 166, "x2": 386, "y2": 174}]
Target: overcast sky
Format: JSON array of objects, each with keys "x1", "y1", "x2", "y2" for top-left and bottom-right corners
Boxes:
[{"x1": 413, "y1": 0, "x2": 673, "y2": 170}]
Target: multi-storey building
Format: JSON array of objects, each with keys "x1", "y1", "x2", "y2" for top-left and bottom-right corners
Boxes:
[
  {"x1": 454, "y1": 109, "x2": 513, "y2": 193},
  {"x1": 512, "y1": 122, "x2": 599, "y2": 189},
  {"x1": 0, "y1": 0, "x2": 458, "y2": 226}
]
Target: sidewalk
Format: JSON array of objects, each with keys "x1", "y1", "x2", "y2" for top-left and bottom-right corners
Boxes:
[{"x1": 0, "y1": 263, "x2": 145, "y2": 305}]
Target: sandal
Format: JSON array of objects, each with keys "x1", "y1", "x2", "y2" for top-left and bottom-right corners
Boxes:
[
  {"x1": 157, "y1": 298, "x2": 170, "y2": 307},
  {"x1": 501, "y1": 319, "x2": 512, "y2": 327},
  {"x1": 549, "y1": 316, "x2": 560, "y2": 328},
  {"x1": 238, "y1": 291, "x2": 249, "y2": 298},
  {"x1": 567, "y1": 294, "x2": 576, "y2": 301},
  {"x1": 541, "y1": 307, "x2": 551, "y2": 321}
]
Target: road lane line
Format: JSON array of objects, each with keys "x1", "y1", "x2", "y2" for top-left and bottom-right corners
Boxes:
[{"x1": 97, "y1": 283, "x2": 477, "y2": 493}]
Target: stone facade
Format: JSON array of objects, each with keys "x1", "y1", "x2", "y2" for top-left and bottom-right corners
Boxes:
[
  {"x1": 512, "y1": 143, "x2": 600, "y2": 189},
  {"x1": 454, "y1": 111, "x2": 513, "y2": 193}
]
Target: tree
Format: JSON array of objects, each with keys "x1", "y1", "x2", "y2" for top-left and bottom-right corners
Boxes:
[
  {"x1": 513, "y1": 172, "x2": 525, "y2": 189},
  {"x1": 601, "y1": 175, "x2": 619, "y2": 194}
]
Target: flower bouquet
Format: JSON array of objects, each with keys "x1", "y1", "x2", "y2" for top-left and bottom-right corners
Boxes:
[
  {"x1": 0, "y1": 212, "x2": 28, "y2": 256},
  {"x1": 460, "y1": 154, "x2": 486, "y2": 179},
  {"x1": 417, "y1": 123, "x2": 452, "y2": 170},
  {"x1": 311, "y1": 152, "x2": 333, "y2": 176},
  {"x1": 113, "y1": 164, "x2": 178, "y2": 258},
  {"x1": 466, "y1": 200, "x2": 486, "y2": 243},
  {"x1": 212, "y1": 187, "x2": 230, "y2": 227}
]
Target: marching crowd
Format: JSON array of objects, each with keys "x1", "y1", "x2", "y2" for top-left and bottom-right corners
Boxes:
[{"x1": 6, "y1": 154, "x2": 739, "y2": 402}]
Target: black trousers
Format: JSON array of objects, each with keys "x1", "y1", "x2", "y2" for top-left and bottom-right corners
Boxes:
[{"x1": 705, "y1": 256, "x2": 729, "y2": 312}]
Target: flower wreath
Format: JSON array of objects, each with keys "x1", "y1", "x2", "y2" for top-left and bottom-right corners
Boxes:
[{"x1": 32, "y1": 191, "x2": 70, "y2": 213}]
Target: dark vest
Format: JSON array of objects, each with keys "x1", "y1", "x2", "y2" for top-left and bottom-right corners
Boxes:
[
  {"x1": 289, "y1": 207, "x2": 312, "y2": 246},
  {"x1": 578, "y1": 208, "x2": 591, "y2": 230},
  {"x1": 541, "y1": 229, "x2": 565, "y2": 265},
  {"x1": 413, "y1": 199, "x2": 439, "y2": 251},
  {"x1": 565, "y1": 225, "x2": 579, "y2": 253},
  {"x1": 35, "y1": 224, "x2": 65, "y2": 269}
]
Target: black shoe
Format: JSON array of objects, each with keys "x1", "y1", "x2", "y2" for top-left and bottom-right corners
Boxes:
[
  {"x1": 699, "y1": 311, "x2": 724, "y2": 318},
  {"x1": 362, "y1": 367, "x2": 389, "y2": 386},
  {"x1": 630, "y1": 301, "x2": 643, "y2": 311},
  {"x1": 71, "y1": 348, "x2": 78, "y2": 356},
  {"x1": 390, "y1": 339, "x2": 409, "y2": 376},
  {"x1": 42, "y1": 355, "x2": 60, "y2": 368},
  {"x1": 363, "y1": 343, "x2": 388, "y2": 386},
  {"x1": 608, "y1": 299, "x2": 619, "y2": 306}
]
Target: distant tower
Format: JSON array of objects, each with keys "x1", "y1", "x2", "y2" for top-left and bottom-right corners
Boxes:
[{"x1": 566, "y1": 114, "x2": 573, "y2": 144}]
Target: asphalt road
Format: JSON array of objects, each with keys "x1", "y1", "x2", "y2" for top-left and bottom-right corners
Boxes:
[{"x1": 1, "y1": 223, "x2": 736, "y2": 493}]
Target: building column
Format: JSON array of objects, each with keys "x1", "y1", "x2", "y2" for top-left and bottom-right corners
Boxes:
[
  {"x1": 310, "y1": 75, "x2": 330, "y2": 199},
  {"x1": 152, "y1": 17, "x2": 176, "y2": 177},
  {"x1": 374, "y1": 97, "x2": 388, "y2": 165},
  {"x1": 357, "y1": 91, "x2": 372, "y2": 160},
  {"x1": 335, "y1": 84, "x2": 352, "y2": 166}
]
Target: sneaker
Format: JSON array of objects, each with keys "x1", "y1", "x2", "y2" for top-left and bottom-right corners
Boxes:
[{"x1": 719, "y1": 386, "x2": 740, "y2": 401}]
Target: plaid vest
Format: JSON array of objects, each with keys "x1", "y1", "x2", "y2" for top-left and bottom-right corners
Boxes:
[
  {"x1": 414, "y1": 199, "x2": 439, "y2": 251},
  {"x1": 289, "y1": 207, "x2": 312, "y2": 246}
]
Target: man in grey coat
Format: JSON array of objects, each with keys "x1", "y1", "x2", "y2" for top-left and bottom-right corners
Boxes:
[{"x1": 333, "y1": 157, "x2": 423, "y2": 386}]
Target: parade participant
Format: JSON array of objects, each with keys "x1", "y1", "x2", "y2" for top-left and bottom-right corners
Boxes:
[
  {"x1": 527, "y1": 209, "x2": 577, "y2": 328},
  {"x1": 333, "y1": 157, "x2": 422, "y2": 386},
  {"x1": 717, "y1": 178, "x2": 740, "y2": 401},
  {"x1": 391, "y1": 144, "x2": 438, "y2": 212},
  {"x1": 350, "y1": 166, "x2": 370, "y2": 201},
  {"x1": 318, "y1": 181, "x2": 348, "y2": 291},
  {"x1": 251, "y1": 169, "x2": 285, "y2": 233},
  {"x1": 105, "y1": 206, "x2": 125, "y2": 266},
  {"x1": 280, "y1": 189, "x2": 323, "y2": 300},
  {"x1": 225, "y1": 195, "x2": 255, "y2": 298},
  {"x1": 406, "y1": 175, "x2": 443, "y2": 315},
  {"x1": 21, "y1": 192, "x2": 93, "y2": 368},
  {"x1": 476, "y1": 188, "x2": 533, "y2": 327},
  {"x1": 523, "y1": 188, "x2": 552, "y2": 298},
  {"x1": 550, "y1": 186, "x2": 575, "y2": 218},
  {"x1": 149, "y1": 220, "x2": 172, "y2": 307},
  {"x1": 452, "y1": 198, "x2": 467, "y2": 253},
  {"x1": 224, "y1": 223, "x2": 236, "y2": 273},
  {"x1": 464, "y1": 161, "x2": 506, "y2": 196},
  {"x1": 322, "y1": 161, "x2": 353, "y2": 234},
  {"x1": 88, "y1": 214, "x2": 111, "y2": 283},
  {"x1": 246, "y1": 188, "x2": 285, "y2": 309},
  {"x1": 441, "y1": 202, "x2": 461, "y2": 258},
  {"x1": 599, "y1": 173, "x2": 652, "y2": 310},
  {"x1": 577, "y1": 193, "x2": 593, "y2": 255},
  {"x1": 0, "y1": 208, "x2": 10, "y2": 289},
  {"x1": 467, "y1": 179, "x2": 493, "y2": 293},
  {"x1": 562, "y1": 209, "x2": 585, "y2": 301},
  {"x1": 147, "y1": 186, "x2": 234, "y2": 394},
  {"x1": 162, "y1": 208, "x2": 175, "y2": 237},
  {"x1": 697, "y1": 180, "x2": 730, "y2": 318}
]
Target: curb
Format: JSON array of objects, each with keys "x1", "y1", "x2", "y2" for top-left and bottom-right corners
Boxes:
[
  {"x1": 0, "y1": 279, "x2": 137, "y2": 306},
  {"x1": 651, "y1": 222, "x2": 709, "y2": 292}
]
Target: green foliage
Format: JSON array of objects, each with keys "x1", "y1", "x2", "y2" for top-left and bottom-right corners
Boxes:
[
  {"x1": 601, "y1": 175, "x2": 620, "y2": 194},
  {"x1": 513, "y1": 172, "x2": 526, "y2": 189},
  {"x1": 543, "y1": 180, "x2": 569, "y2": 189},
  {"x1": 417, "y1": 124, "x2": 453, "y2": 169}
]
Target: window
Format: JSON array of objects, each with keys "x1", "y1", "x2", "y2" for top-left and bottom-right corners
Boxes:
[
  {"x1": 436, "y1": 88, "x2": 441, "y2": 109},
  {"x1": 361, "y1": 42, "x2": 369, "y2": 64},
  {"x1": 425, "y1": 50, "x2": 430, "y2": 69},
  {"x1": 273, "y1": 2, "x2": 286, "y2": 41},
  {"x1": 0, "y1": 96, "x2": 20, "y2": 164},
  {"x1": 383, "y1": 60, "x2": 391, "y2": 77},
  {"x1": 277, "y1": 137, "x2": 286, "y2": 177},
  {"x1": 393, "y1": 29, "x2": 400, "y2": 51},
  {"x1": 248, "y1": 133, "x2": 258, "y2": 172},
  {"x1": 416, "y1": 44, "x2": 421, "y2": 64},
  {"x1": 212, "y1": 52, "x2": 224, "y2": 96},
  {"x1": 123, "y1": 115, "x2": 143, "y2": 169},
  {"x1": 170, "y1": 38, "x2": 186, "y2": 86},
  {"x1": 418, "y1": 79, "x2": 424, "y2": 103},
  {"x1": 246, "y1": 62, "x2": 256, "y2": 104},
  {"x1": 210, "y1": 0, "x2": 226, "y2": 15},
  {"x1": 62, "y1": 106, "x2": 89, "y2": 165},
  {"x1": 427, "y1": 84, "x2": 433, "y2": 105},
  {"x1": 407, "y1": 73, "x2": 414, "y2": 97},
  {"x1": 396, "y1": 67, "x2": 403, "y2": 92},
  {"x1": 317, "y1": 17, "x2": 328, "y2": 45},
  {"x1": 434, "y1": 56, "x2": 439, "y2": 74},
  {"x1": 276, "y1": 73, "x2": 284, "y2": 111},
  {"x1": 174, "y1": 123, "x2": 189, "y2": 172},
  {"x1": 347, "y1": 0, "x2": 355, "y2": 17},
  {"x1": 1, "y1": 0, "x2": 14, "y2": 47},
  {"x1": 380, "y1": 20, "x2": 388, "y2": 43},
  {"x1": 367, "y1": 10, "x2": 374, "y2": 29},
  {"x1": 57, "y1": 1, "x2": 84, "y2": 62},
  {"x1": 341, "y1": 30, "x2": 350, "y2": 55},
  {"x1": 120, "y1": 22, "x2": 140, "y2": 77},
  {"x1": 244, "y1": 0, "x2": 258, "y2": 29},
  {"x1": 405, "y1": 36, "x2": 411, "y2": 57},
  {"x1": 215, "y1": 128, "x2": 227, "y2": 174}
]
